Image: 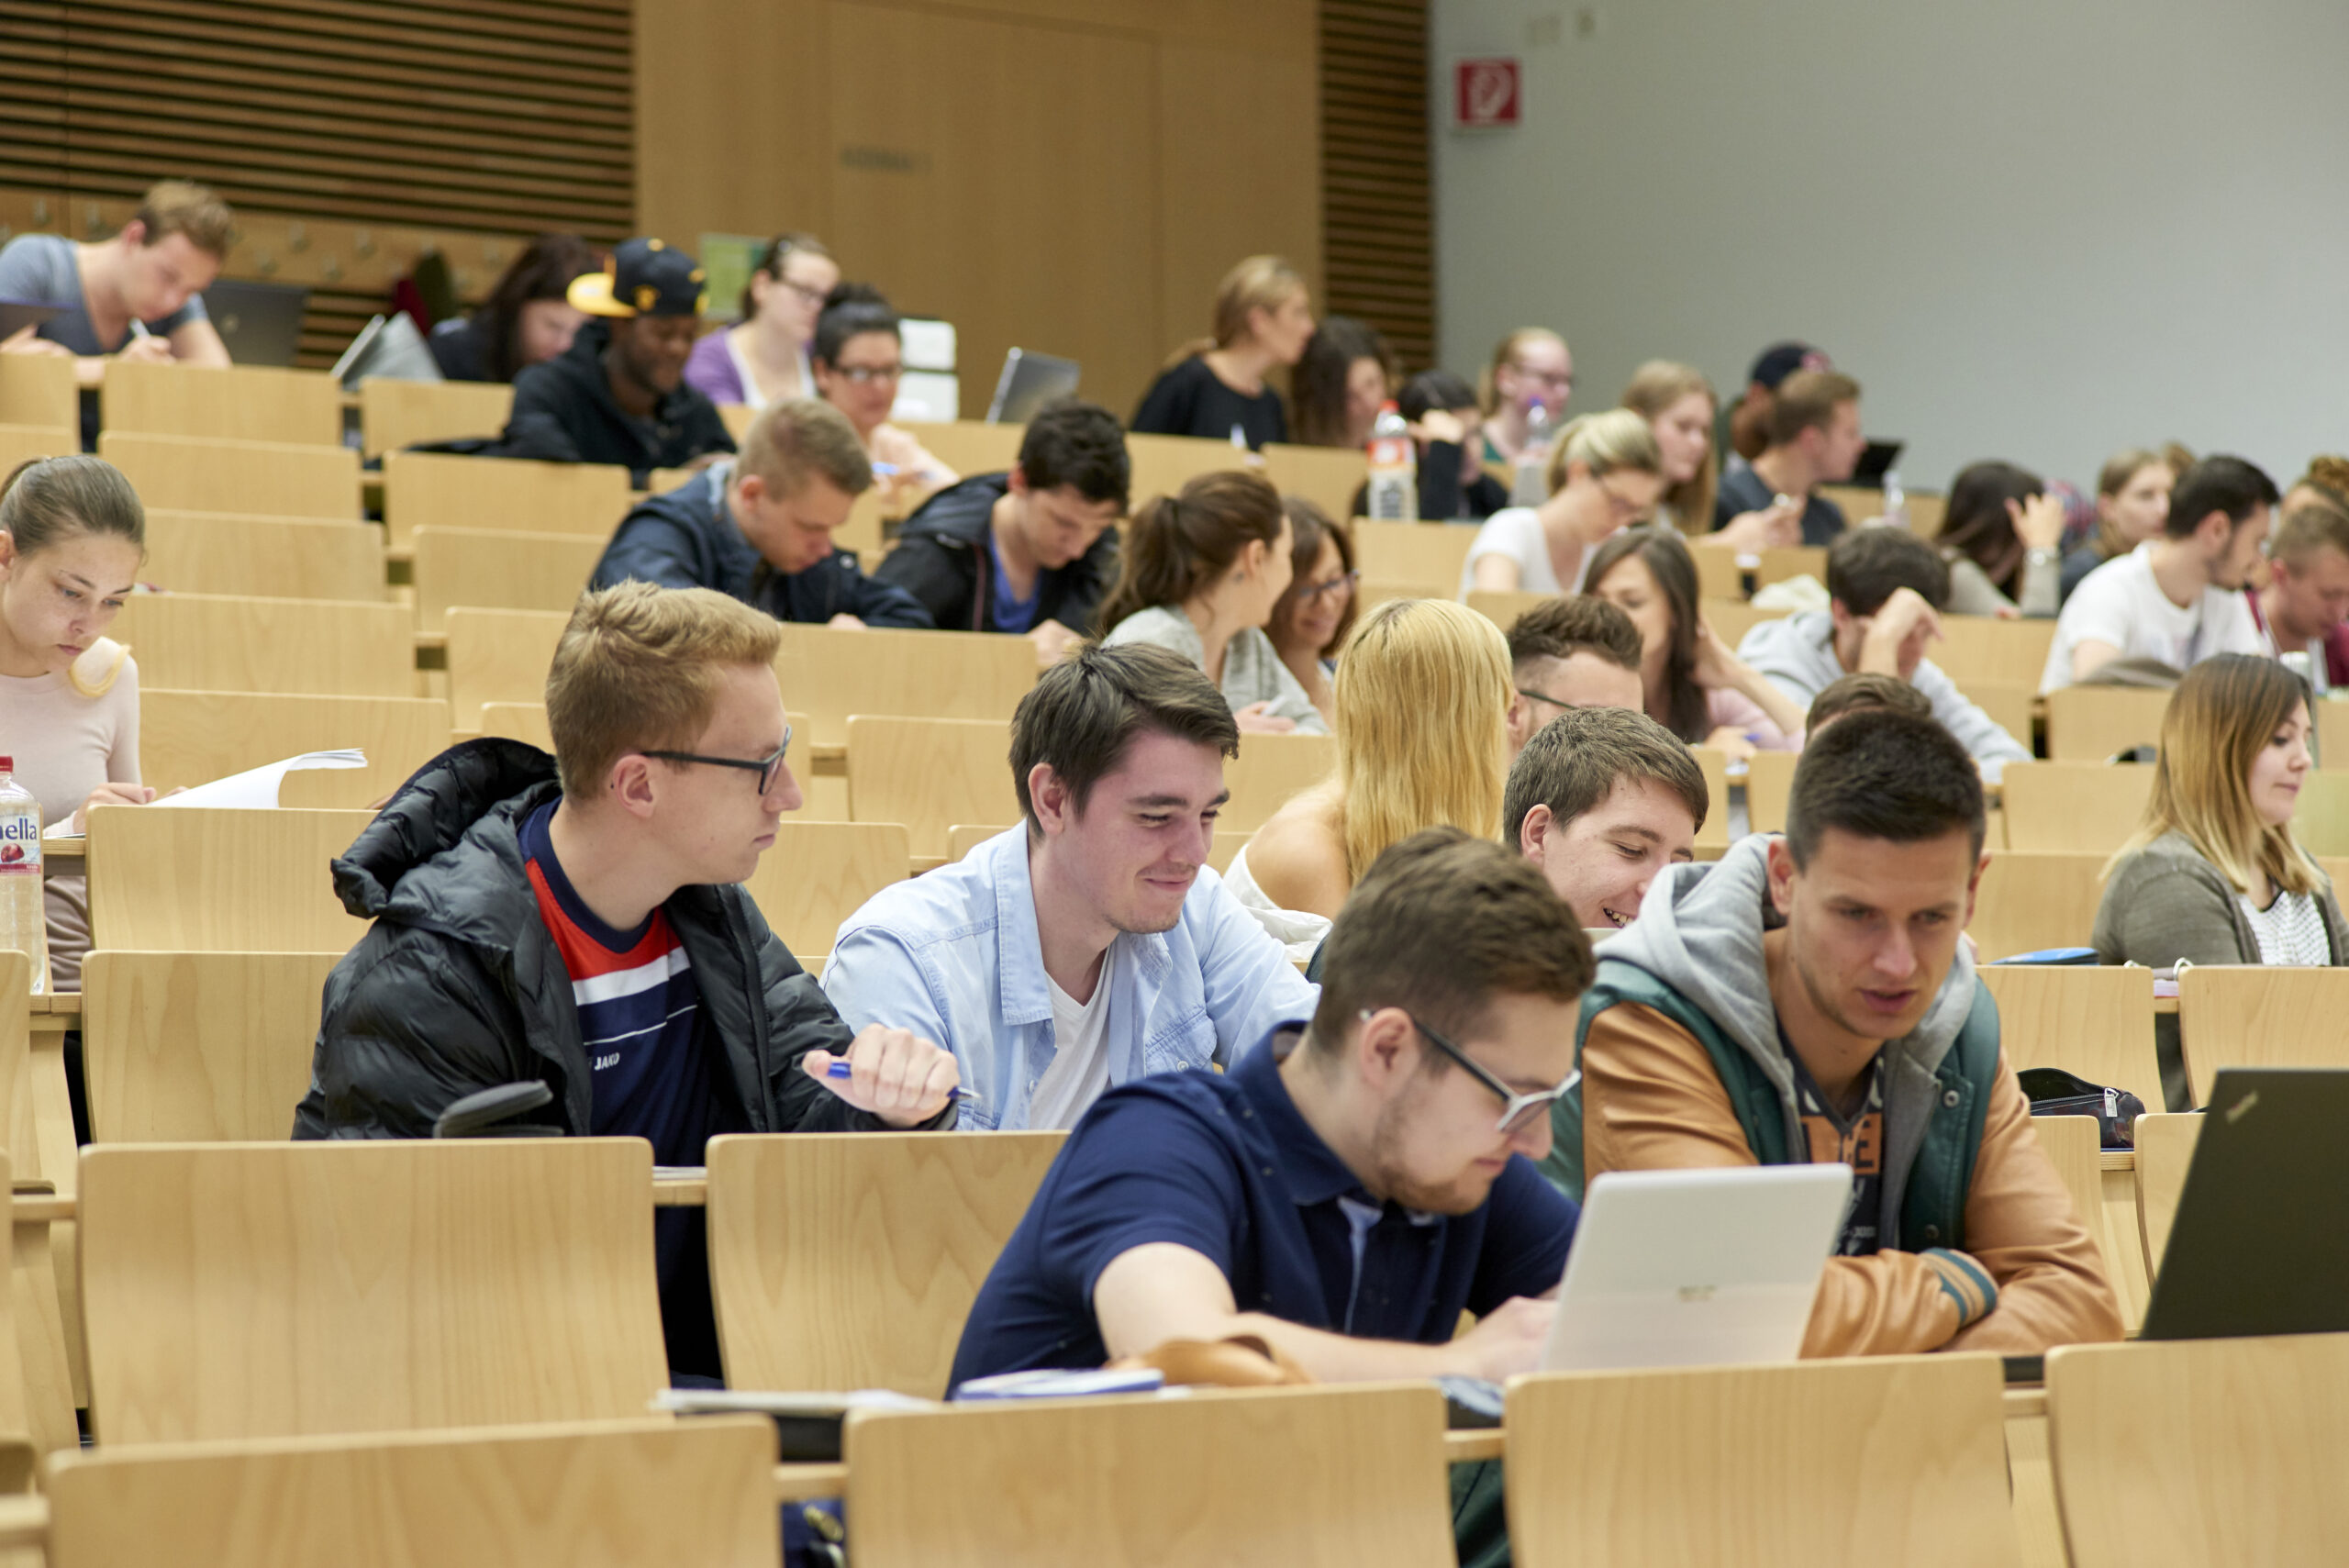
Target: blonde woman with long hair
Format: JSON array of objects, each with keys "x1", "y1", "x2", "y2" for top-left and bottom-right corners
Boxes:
[
  {"x1": 2095, "y1": 653, "x2": 2347, "y2": 1107},
  {"x1": 1223, "y1": 598, "x2": 1513, "y2": 957},
  {"x1": 1130, "y1": 255, "x2": 1313, "y2": 450},
  {"x1": 1618, "y1": 361, "x2": 1719, "y2": 536},
  {"x1": 1459, "y1": 408, "x2": 1664, "y2": 596}
]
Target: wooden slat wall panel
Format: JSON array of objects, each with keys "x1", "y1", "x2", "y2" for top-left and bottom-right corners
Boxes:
[
  {"x1": 1319, "y1": 0, "x2": 1431, "y2": 371},
  {"x1": 0, "y1": 0, "x2": 631, "y2": 369}
]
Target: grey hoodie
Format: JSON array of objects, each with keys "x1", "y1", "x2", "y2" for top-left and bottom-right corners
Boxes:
[
  {"x1": 1595, "y1": 834, "x2": 1987, "y2": 1250},
  {"x1": 1737, "y1": 610, "x2": 2032, "y2": 783}
]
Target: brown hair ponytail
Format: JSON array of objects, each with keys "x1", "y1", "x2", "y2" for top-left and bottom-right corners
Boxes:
[{"x1": 1093, "y1": 470, "x2": 1284, "y2": 636}]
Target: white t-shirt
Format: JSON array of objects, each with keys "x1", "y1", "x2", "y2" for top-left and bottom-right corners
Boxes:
[
  {"x1": 2041, "y1": 542, "x2": 2266, "y2": 693},
  {"x1": 1458, "y1": 508, "x2": 1602, "y2": 598},
  {"x1": 1028, "y1": 971, "x2": 1115, "y2": 1130}
]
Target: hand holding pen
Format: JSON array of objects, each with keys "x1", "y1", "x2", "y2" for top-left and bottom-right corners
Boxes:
[{"x1": 803, "y1": 1024, "x2": 963, "y2": 1127}]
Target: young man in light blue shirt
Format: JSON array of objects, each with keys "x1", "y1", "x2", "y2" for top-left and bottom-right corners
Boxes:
[{"x1": 821, "y1": 643, "x2": 1319, "y2": 1130}]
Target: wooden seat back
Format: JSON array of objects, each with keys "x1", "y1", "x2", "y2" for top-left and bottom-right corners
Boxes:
[
  {"x1": 1935, "y1": 616, "x2": 2058, "y2": 690},
  {"x1": 444, "y1": 606, "x2": 569, "y2": 727},
  {"x1": 0, "y1": 422, "x2": 76, "y2": 476},
  {"x1": 1352, "y1": 519, "x2": 1476, "y2": 593},
  {"x1": 846, "y1": 717, "x2": 1019, "y2": 859},
  {"x1": 2175, "y1": 964, "x2": 2349, "y2": 1106},
  {"x1": 0, "y1": 354, "x2": 75, "y2": 430},
  {"x1": 2131, "y1": 1111, "x2": 2202, "y2": 1286},
  {"x1": 1977, "y1": 964, "x2": 2161, "y2": 1110},
  {"x1": 97, "y1": 432, "x2": 360, "y2": 518},
  {"x1": 1223, "y1": 732, "x2": 1336, "y2": 835},
  {"x1": 100, "y1": 361, "x2": 343, "y2": 447},
  {"x1": 81, "y1": 951, "x2": 343, "y2": 1142},
  {"x1": 1260, "y1": 442, "x2": 1366, "y2": 520},
  {"x1": 358, "y1": 376, "x2": 515, "y2": 458},
  {"x1": 410, "y1": 526, "x2": 603, "y2": 632},
  {"x1": 2044, "y1": 685, "x2": 2171, "y2": 762},
  {"x1": 775, "y1": 624, "x2": 1037, "y2": 750},
  {"x1": 1998, "y1": 762, "x2": 2155, "y2": 854},
  {"x1": 1969, "y1": 852, "x2": 2109, "y2": 961},
  {"x1": 86, "y1": 807, "x2": 375, "y2": 952},
  {"x1": 137, "y1": 689, "x2": 450, "y2": 808},
  {"x1": 740, "y1": 821, "x2": 909, "y2": 957},
  {"x1": 139, "y1": 511, "x2": 386, "y2": 602},
  {"x1": 382, "y1": 450, "x2": 631, "y2": 547},
  {"x1": 113, "y1": 593, "x2": 413, "y2": 697}
]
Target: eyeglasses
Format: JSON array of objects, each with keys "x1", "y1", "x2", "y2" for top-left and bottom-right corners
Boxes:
[
  {"x1": 642, "y1": 732, "x2": 793, "y2": 795},
  {"x1": 831, "y1": 363, "x2": 902, "y2": 384},
  {"x1": 1516, "y1": 686, "x2": 1578, "y2": 712},
  {"x1": 1508, "y1": 363, "x2": 1575, "y2": 391},
  {"x1": 1595, "y1": 474, "x2": 1653, "y2": 522},
  {"x1": 1364, "y1": 1009, "x2": 1577, "y2": 1136},
  {"x1": 1298, "y1": 570, "x2": 1359, "y2": 603},
  {"x1": 779, "y1": 277, "x2": 829, "y2": 307}
]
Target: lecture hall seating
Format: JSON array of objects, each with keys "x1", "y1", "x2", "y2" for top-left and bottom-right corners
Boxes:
[
  {"x1": 110, "y1": 594, "x2": 415, "y2": 699},
  {"x1": 135, "y1": 690, "x2": 450, "y2": 809},
  {"x1": 139, "y1": 511, "x2": 387, "y2": 603},
  {"x1": 95, "y1": 432, "x2": 361, "y2": 519},
  {"x1": 97, "y1": 361, "x2": 343, "y2": 448}
]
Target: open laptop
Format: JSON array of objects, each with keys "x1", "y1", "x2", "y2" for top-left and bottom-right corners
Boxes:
[
  {"x1": 985, "y1": 348, "x2": 1079, "y2": 423},
  {"x1": 2140, "y1": 1068, "x2": 2349, "y2": 1341},
  {"x1": 0, "y1": 300, "x2": 61, "y2": 340},
  {"x1": 1542, "y1": 1164, "x2": 1852, "y2": 1372},
  {"x1": 200, "y1": 279, "x2": 310, "y2": 367},
  {"x1": 1850, "y1": 439, "x2": 1905, "y2": 486},
  {"x1": 329, "y1": 312, "x2": 443, "y2": 389}
]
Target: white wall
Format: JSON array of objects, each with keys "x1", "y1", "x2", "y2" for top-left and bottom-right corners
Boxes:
[{"x1": 1431, "y1": 0, "x2": 2349, "y2": 495}]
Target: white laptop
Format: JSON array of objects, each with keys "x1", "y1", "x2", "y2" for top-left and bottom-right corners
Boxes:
[{"x1": 1542, "y1": 1164, "x2": 1852, "y2": 1373}]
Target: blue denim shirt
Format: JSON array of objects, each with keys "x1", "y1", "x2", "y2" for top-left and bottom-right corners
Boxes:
[{"x1": 819, "y1": 828, "x2": 1319, "y2": 1130}]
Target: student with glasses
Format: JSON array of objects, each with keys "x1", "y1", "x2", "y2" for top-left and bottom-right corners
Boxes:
[
  {"x1": 1264, "y1": 497, "x2": 1359, "y2": 728},
  {"x1": 684, "y1": 231, "x2": 840, "y2": 410},
  {"x1": 809, "y1": 284, "x2": 956, "y2": 512},
  {"x1": 952, "y1": 826, "x2": 1591, "y2": 1397},
  {"x1": 1477, "y1": 327, "x2": 1575, "y2": 466},
  {"x1": 299, "y1": 582, "x2": 961, "y2": 1381},
  {"x1": 1459, "y1": 409, "x2": 1666, "y2": 598},
  {"x1": 1499, "y1": 595, "x2": 1645, "y2": 759}
]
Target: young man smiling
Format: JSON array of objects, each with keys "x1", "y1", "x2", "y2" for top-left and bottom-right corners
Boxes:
[
  {"x1": 1546, "y1": 708, "x2": 2121, "y2": 1356},
  {"x1": 821, "y1": 642, "x2": 1318, "y2": 1130},
  {"x1": 1506, "y1": 705, "x2": 1709, "y2": 933}
]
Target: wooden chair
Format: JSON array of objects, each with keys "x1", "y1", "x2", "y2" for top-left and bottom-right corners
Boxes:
[
  {"x1": 138, "y1": 690, "x2": 450, "y2": 808},
  {"x1": 1968, "y1": 851, "x2": 2108, "y2": 961},
  {"x1": 86, "y1": 807, "x2": 375, "y2": 952},
  {"x1": 1692, "y1": 745, "x2": 1732, "y2": 856},
  {"x1": 0, "y1": 1154, "x2": 40, "y2": 1479},
  {"x1": 1999, "y1": 762, "x2": 2154, "y2": 854},
  {"x1": 2032, "y1": 1112, "x2": 2150, "y2": 1333},
  {"x1": 1978, "y1": 964, "x2": 2161, "y2": 1111},
  {"x1": 845, "y1": 1383, "x2": 1453, "y2": 1567},
  {"x1": 1224, "y1": 732, "x2": 1336, "y2": 835},
  {"x1": 1352, "y1": 519, "x2": 1478, "y2": 595},
  {"x1": 1504, "y1": 1354, "x2": 2021, "y2": 1568},
  {"x1": 2289, "y1": 771, "x2": 2349, "y2": 856},
  {"x1": 2132, "y1": 1111, "x2": 2201, "y2": 1288},
  {"x1": 1692, "y1": 542, "x2": 1748, "y2": 602},
  {"x1": 382, "y1": 450, "x2": 632, "y2": 548},
  {"x1": 43, "y1": 1414, "x2": 780, "y2": 1568},
  {"x1": 897, "y1": 419, "x2": 1025, "y2": 480},
  {"x1": 1125, "y1": 431, "x2": 1252, "y2": 506},
  {"x1": 80, "y1": 951, "x2": 343, "y2": 1143},
  {"x1": 0, "y1": 423, "x2": 76, "y2": 477},
  {"x1": 1959, "y1": 681, "x2": 2035, "y2": 754},
  {"x1": 1754, "y1": 545, "x2": 1828, "y2": 588},
  {"x1": 740, "y1": 821, "x2": 909, "y2": 957},
  {"x1": 358, "y1": 376, "x2": 515, "y2": 459},
  {"x1": 1934, "y1": 616, "x2": 2058, "y2": 691},
  {"x1": 140, "y1": 511, "x2": 386, "y2": 602},
  {"x1": 707, "y1": 1131, "x2": 1064, "y2": 1397},
  {"x1": 1700, "y1": 595, "x2": 1776, "y2": 650},
  {"x1": 1464, "y1": 589, "x2": 1553, "y2": 632},
  {"x1": 775, "y1": 624, "x2": 1037, "y2": 750},
  {"x1": 1356, "y1": 577, "x2": 1449, "y2": 614},
  {"x1": 2174, "y1": 965, "x2": 2349, "y2": 1106},
  {"x1": 1745, "y1": 750, "x2": 1797, "y2": 834},
  {"x1": 2046, "y1": 1331, "x2": 2349, "y2": 1568},
  {"x1": 78, "y1": 1139, "x2": 669, "y2": 1443},
  {"x1": 846, "y1": 717, "x2": 1018, "y2": 860},
  {"x1": 1816, "y1": 484, "x2": 1883, "y2": 524},
  {"x1": 2319, "y1": 700, "x2": 2349, "y2": 769},
  {"x1": 945, "y1": 823, "x2": 1013, "y2": 862},
  {"x1": 718, "y1": 402, "x2": 757, "y2": 440},
  {"x1": 112, "y1": 593, "x2": 414, "y2": 698},
  {"x1": 1, "y1": 954, "x2": 78, "y2": 1459},
  {"x1": 96, "y1": 432, "x2": 360, "y2": 518},
  {"x1": 410, "y1": 526, "x2": 603, "y2": 632},
  {"x1": 98, "y1": 361, "x2": 343, "y2": 447},
  {"x1": 444, "y1": 606, "x2": 569, "y2": 727},
  {"x1": 2043, "y1": 685, "x2": 2171, "y2": 762},
  {"x1": 0, "y1": 354, "x2": 74, "y2": 431},
  {"x1": 1261, "y1": 442, "x2": 1367, "y2": 520}
]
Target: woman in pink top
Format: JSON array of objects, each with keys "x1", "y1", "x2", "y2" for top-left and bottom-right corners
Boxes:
[
  {"x1": 1585, "y1": 526, "x2": 1807, "y2": 761},
  {"x1": 0, "y1": 455, "x2": 150, "y2": 989}
]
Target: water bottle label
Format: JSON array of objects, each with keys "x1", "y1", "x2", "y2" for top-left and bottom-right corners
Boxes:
[{"x1": 0, "y1": 813, "x2": 40, "y2": 873}]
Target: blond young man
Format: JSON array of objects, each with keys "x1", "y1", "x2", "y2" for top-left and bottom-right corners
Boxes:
[
  {"x1": 0, "y1": 179, "x2": 233, "y2": 386},
  {"x1": 298, "y1": 582, "x2": 957, "y2": 1374}
]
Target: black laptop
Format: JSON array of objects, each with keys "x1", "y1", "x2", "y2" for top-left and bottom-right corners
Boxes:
[
  {"x1": 200, "y1": 278, "x2": 310, "y2": 367},
  {"x1": 1849, "y1": 439, "x2": 1905, "y2": 486},
  {"x1": 2139, "y1": 1068, "x2": 2349, "y2": 1341}
]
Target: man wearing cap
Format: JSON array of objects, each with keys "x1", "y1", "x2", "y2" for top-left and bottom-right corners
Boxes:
[{"x1": 498, "y1": 237, "x2": 736, "y2": 485}]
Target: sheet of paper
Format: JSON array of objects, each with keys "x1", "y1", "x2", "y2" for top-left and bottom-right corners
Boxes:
[{"x1": 154, "y1": 750, "x2": 368, "y2": 812}]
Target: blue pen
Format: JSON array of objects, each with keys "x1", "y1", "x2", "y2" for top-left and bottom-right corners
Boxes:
[{"x1": 826, "y1": 1058, "x2": 977, "y2": 1103}]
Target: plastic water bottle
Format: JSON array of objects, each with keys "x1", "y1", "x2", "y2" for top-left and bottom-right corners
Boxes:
[
  {"x1": 1511, "y1": 398, "x2": 1553, "y2": 506},
  {"x1": 1880, "y1": 468, "x2": 1909, "y2": 529},
  {"x1": 1365, "y1": 401, "x2": 1417, "y2": 521},
  {"x1": 0, "y1": 759, "x2": 45, "y2": 995}
]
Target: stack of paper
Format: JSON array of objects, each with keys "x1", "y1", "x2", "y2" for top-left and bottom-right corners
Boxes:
[{"x1": 153, "y1": 750, "x2": 368, "y2": 811}]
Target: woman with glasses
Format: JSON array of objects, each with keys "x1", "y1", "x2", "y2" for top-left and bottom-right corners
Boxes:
[
  {"x1": 1458, "y1": 408, "x2": 1665, "y2": 597},
  {"x1": 810, "y1": 284, "x2": 957, "y2": 512},
  {"x1": 1130, "y1": 255, "x2": 1312, "y2": 450},
  {"x1": 684, "y1": 231, "x2": 839, "y2": 410},
  {"x1": 1226, "y1": 597, "x2": 1513, "y2": 959},
  {"x1": 1477, "y1": 327, "x2": 1574, "y2": 465},
  {"x1": 1265, "y1": 497, "x2": 1360, "y2": 729}
]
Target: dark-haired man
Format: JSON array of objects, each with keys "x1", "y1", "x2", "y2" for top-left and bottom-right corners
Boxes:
[
  {"x1": 822, "y1": 643, "x2": 1316, "y2": 1131},
  {"x1": 952, "y1": 827, "x2": 1589, "y2": 1389},
  {"x1": 1738, "y1": 527, "x2": 2031, "y2": 779},
  {"x1": 1806, "y1": 670, "x2": 1932, "y2": 735},
  {"x1": 500, "y1": 237, "x2": 737, "y2": 484},
  {"x1": 1506, "y1": 706, "x2": 1709, "y2": 932},
  {"x1": 1550, "y1": 709, "x2": 2123, "y2": 1356},
  {"x1": 2044, "y1": 455, "x2": 2277, "y2": 692},
  {"x1": 1715, "y1": 369, "x2": 1864, "y2": 547},
  {"x1": 1503, "y1": 595, "x2": 1645, "y2": 759},
  {"x1": 876, "y1": 398, "x2": 1129, "y2": 663}
]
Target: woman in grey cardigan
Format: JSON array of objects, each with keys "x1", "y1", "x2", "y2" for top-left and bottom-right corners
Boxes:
[
  {"x1": 2095, "y1": 653, "x2": 2346, "y2": 1107},
  {"x1": 1096, "y1": 469, "x2": 1329, "y2": 734}
]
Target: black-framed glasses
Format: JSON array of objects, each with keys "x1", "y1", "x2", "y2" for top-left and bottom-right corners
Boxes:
[
  {"x1": 642, "y1": 732, "x2": 793, "y2": 794},
  {"x1": 1367, "y1": 1008, "x2": 1577, "y2": 1136},
  {"x1": 832, "y1": 363, "x2": 902, "y2": 384},
  {"x1": 1516, "y1": 686, "x2": 1576, "y2": 712},
  {"x1": 1299, "y1": 570, "x2": 1359, "y2": 603}
]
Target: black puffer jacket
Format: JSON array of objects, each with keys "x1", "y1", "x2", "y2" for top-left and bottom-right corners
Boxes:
[{"x1": 293, "y1": 739, "x2": 903, "y2": 1140}]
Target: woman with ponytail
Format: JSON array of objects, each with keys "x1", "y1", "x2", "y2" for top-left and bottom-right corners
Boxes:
[{"x1": 1097, "y1": 470, "x2": 1325, "y2": 733}]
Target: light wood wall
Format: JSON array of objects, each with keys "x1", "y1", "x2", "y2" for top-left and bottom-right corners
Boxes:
[{"x1": 634, "y1": 0, "x2": 1324, "y2": 422}]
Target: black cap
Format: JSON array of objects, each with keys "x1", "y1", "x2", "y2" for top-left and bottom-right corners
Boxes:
[
  {"x1": 1749, "y1": 341, "x2": 1829, "y2": 390},
  {"x1": 568, "y1": 238, "x2": 707, "y2": 319}
]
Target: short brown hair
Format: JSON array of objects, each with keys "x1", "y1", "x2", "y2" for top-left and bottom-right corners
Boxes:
[
  {"x1": 1008, "y1": 642, "x2": 1240, "y2": 825},
  {"x1": 1502, "y1": 706, "x2": 1708, "y2": 847},
  {"x1": 1807, "y1": 671, "x2": 1932, "y2": 732},
  {"x1": 544, "y1": 582, "x2": 784, "y2": 800},
  {"x1": 1506, "y1": 595, "x2": 1642, "y2": 675},
  {"x1": 1786, "y1": 708, "x2": 1985, "y2": 869},
  {"x1": 738, "y1": 397, "x2": 874, "y2": 499},
  {"x1": 131, "y1": 180, "x2": 234, "y2": 259},
  {"x1": 1766, "y1": 370, "x2": 1861, "y2": 448},
  {"x1": 1310, "y1": 827, "x2": 1595, "y2": 1054},
  {"x1": 2272, "y1": 495, "x2": 2349, "y2": 569}
]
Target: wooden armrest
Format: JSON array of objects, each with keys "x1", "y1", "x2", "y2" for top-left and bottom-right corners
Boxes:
[{"x1": 774, "y1": 1462, "x2": 847, "y2": 1502}]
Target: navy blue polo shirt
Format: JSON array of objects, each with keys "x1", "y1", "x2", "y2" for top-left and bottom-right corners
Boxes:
[{"x1": 949, "y1": 1025, "x2": 1578, "y2": 1388}]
